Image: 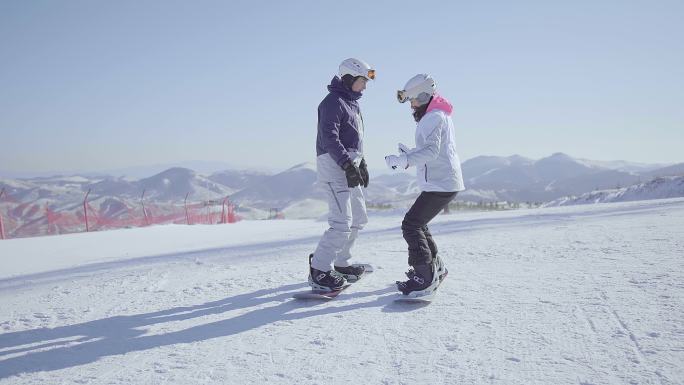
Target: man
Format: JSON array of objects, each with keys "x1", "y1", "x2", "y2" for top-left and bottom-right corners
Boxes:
[
  {"x1": 309, "y1": 58, "x2": 375, "y2": 291},
  {"x1": 385, "y1": 74, "x2": 465, "y2": 296}
]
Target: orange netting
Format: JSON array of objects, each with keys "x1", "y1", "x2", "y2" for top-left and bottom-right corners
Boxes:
[{"x1": 0, "y1": 192, "x2": 240, "y2": 239}]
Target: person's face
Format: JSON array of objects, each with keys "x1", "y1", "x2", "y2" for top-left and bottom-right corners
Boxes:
[
  {"x1": 410, "y1": 98, "x2": 422, "y2": 109},
  {"x1": 351, "y1": 77, "x2": 368, "y2": 93}
]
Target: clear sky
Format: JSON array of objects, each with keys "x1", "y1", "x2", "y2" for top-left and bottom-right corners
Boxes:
[{"x1": 1, "y1": 0, "x2": 683, "y2": 175}]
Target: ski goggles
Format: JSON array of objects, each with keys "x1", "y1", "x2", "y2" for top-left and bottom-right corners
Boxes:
[
  {"x1": 366, "y1": 69, "x2": 376, "y2": 80},
  {"x1": 396, "y1": 89, "x2": 409, "y2": 103},
  {"x1": 397, "y1": 90, "x2": 432, "y2": 104}
]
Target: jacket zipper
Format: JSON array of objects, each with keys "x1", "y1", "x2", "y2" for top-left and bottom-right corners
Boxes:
[{"x1": 424, "y1": 165, "x2": 428, "y2": 182}]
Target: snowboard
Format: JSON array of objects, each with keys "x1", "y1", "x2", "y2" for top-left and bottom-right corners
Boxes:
[
  {"x1": 292, "y1": 264, "x2": 373, "y2": 300},
  {"x1": 394, "y1": 269, "x2": 448, "y2": 303}
]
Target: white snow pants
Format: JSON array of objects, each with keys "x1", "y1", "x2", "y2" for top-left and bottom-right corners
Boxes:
[{"x1": 312, "y1": 154, "x2": 368, "y2": 272}]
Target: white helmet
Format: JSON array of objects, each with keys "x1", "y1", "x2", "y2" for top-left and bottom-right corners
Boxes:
[
  {"x1": 397, "y1": 74, "x2": 436, "y2": 104},
  {"x1": 339, "y1": 58, "x2": 375, "y2": 81}
]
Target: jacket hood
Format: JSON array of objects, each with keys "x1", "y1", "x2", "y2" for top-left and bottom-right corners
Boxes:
[
  {"x1": 327, "y1": 76, "x2": 362, "y2": 101},
  {"x1": 426, "y1": 93, "x2": 453, "y2": 115}
]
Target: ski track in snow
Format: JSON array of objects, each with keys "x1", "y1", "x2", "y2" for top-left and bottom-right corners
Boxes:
[{"x1": 0, "y1": 199, "x2": 683, "y2": 384}]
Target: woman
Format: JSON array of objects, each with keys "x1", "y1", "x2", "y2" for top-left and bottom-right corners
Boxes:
[{"x1": 385, "y1": 74, "x2": 465, "y2": 296}]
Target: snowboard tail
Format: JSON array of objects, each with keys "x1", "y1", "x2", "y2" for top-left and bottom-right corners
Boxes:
[{"x1": 292, "y1": 284, "x2": 353, "y2": 300}]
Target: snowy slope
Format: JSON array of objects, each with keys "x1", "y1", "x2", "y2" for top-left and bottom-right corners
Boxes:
[
  {"x1": 1, "y1": 198, "x2": 683, "y2": 384},
  {"x1": 644, "y1": 163, "x2": 684, "y2": 179},
  {"x1": 544, "y1": 176, "x2": 684, "y2": 206}
]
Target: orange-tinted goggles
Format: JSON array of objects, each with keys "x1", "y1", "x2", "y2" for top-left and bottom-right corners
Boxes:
[{"x1": 397, "y1": 90, "x2": 409, "y2": 103}]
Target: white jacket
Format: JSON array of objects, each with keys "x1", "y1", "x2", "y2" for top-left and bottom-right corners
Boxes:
[{"x1": 404, "y1": 94, "x2": 465, "y2": 193}]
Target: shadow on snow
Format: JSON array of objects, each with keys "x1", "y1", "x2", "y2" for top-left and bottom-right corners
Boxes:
[{"x1": 0, "y1": 283, "x2": 419, "y2": 378}]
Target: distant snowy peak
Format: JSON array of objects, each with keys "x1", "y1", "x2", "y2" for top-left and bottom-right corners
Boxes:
[
  {"x1": 538, "y1": 152, "x2": 577, "y2": 163},
  {"x1": 458, "y1": 153, "x2": 675, "y2": 203},
  {"x1": 534, "y1": 152, "x2": 597, "y2": 169},
  {"x1": 208, "y1": 169, "x2": 271, "y2": 191},
  {"x1": 229, "y1": 163, "x2": 319, "y2": 208},
  {"x1": 506, "y1": 154, "x2": 534, "y2": 165},
  {"x1": 576, "y1": 159, "x2": 671, "y2": 173},
  {"x1": 534, "y1": 152, "x2": 600, "y2": 179},
  {"x1": 465, "y1": 152, "x2": 670, "y2": 176},
  {"x1": 644, "y1": 162, "x2": 684, "y2": 178},
  {"x1": 0, "y1": 178, "x2": 35, "y2": 191},
  {"x1": 284, "y1": 162, "x2": 316, "y2": 172},
  {"x1": 139, "y1": 167, "x2": 196, "y2": 185},
  {"x1": 461, "y1": 154, "x2": 533, "y2": 178},
  {"x1": 463, "y1": 154, "x2": 534, "y2": 168},
  {"x1": 27, "y1": 175, "x2": 95, "y2": 184},
  {"x1": 136, "y1": 167, "x2": 235, "y2": 201},
  {"x1": 544, "y1": 176, "x2": 684, "y2": 206}
]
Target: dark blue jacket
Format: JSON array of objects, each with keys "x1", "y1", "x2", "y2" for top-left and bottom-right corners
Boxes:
[{"x1": 316, "y1": 76, "x2": 363, "y2": 167}]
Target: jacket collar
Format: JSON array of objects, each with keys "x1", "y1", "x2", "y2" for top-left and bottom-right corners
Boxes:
[
  {"x1": 426, "y1": 93, "x2": 453, "y2": 115},
  {"x1": 327, "y1": 76, "x2": 362, "y2": 101}
]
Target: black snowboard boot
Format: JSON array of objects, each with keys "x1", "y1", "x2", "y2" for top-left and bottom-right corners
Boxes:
[
  {"x1": 396, "y1": 263, "x2": 434, "y2": 295},
  {"x1": 308, "y1": 254, "x2": 346, "y2": 291},
  {"x1": 334, "y1": 264, "x2": 365, "y2": 282}
]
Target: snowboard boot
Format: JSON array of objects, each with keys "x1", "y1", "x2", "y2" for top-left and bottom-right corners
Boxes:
[
  {"x1": 308, "y1": 254, "x2": 346, "y2": 291},
  {"x1": 396, "y1": 255, "x2": 449, "y2": 296},
  {"x1": 333, "y1": 264, "x2": 366, "y2": 283},
  {"x1": 432, "y1": 255, "x2": 448, "y2": 281},
  {"x1": 396, "y1": 263, "x2": 434, "y2": 295}
]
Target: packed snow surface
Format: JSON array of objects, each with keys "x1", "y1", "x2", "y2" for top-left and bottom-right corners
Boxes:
[{"x1": 1, "y1": 198, "x2": 683, "y2": 384}]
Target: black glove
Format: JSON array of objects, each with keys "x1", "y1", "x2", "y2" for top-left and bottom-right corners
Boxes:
[
  {"x1": 342, "y1": 160, "x2": 363, "y2": 188},
  {"x1": 359, "y1": 158, "x2": 369, "y2": 188}
]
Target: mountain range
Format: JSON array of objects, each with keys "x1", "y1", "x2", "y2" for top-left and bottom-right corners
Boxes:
[
  {"x1": 458, "y1": 152, "x2": 683, "y2": 203},
  {"x1": 1, "y1": 153, "x2": 683, "y2": 237},
  {"x1": 543, "y1": 176, "x2": 684, "y2": 206}
]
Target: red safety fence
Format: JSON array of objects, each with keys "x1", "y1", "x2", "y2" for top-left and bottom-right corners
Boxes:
[{"x1": 0, "y1": 189, "x2": 240, "y2": 240}]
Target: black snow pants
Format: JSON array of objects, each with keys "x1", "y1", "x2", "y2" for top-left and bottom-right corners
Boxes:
[{"x1": 401, "y1": 191, "x2": 458, "y2": 267}]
